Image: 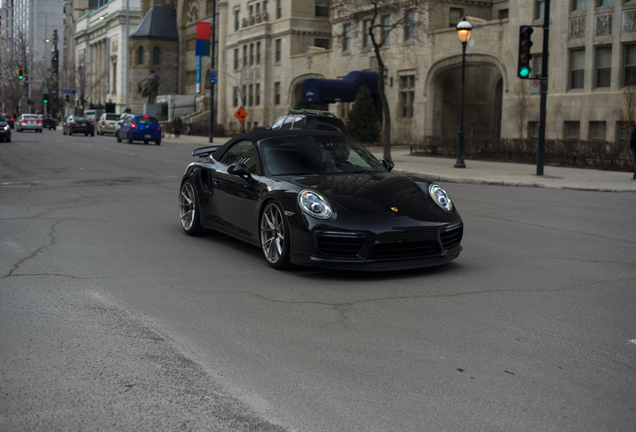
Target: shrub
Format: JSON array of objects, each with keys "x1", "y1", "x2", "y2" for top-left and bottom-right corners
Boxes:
[{"x1": 346, "y1": 86, "x2": 380, "y2": 144}]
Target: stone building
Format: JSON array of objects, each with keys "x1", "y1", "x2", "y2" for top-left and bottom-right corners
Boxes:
[{"x1": 208, "y1": 0, "x2": 632, "y2": 143}]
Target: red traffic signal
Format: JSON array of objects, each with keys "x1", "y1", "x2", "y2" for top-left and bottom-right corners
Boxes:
[{"x1": 518, "y1": 26, "x2": 534, "y2": 79}]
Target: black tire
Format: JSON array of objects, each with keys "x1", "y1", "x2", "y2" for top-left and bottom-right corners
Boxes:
[
  {"x1": 6, "y1": 136, "x2": 10, "y2": 142},
  {"x1": 179, "y1": 179, "x2": 202, "y2": 236},
  {"x1": 155, "y1": 139, "x2": 161, "y2": 145},
  {"x1": 144, "y1": 140, "x2": 149, "y2": 144},
  {"x1": 91, "y1": 132, "x2": 95, "y2": 137},
  {"x1": 116, "y1": 131, "x2": 122, "y2": 142},
  {"x1": 259, "y1": 200, "x2": 291, "y2": 269},
  {"x1": 127, "y1": 132, "x2": 133, "y2": 144},
  {"x1": 68, "y1": 129, "x2": 72, "y2": 136}
]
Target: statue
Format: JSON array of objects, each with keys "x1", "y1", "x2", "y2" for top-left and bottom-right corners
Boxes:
[{"x1": 140, "y1": 70, "x2": 160, "y2": 103}]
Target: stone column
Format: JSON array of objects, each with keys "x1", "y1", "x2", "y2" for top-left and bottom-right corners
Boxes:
[{"x1": 217, "y1": 1, "x2": 228, "y2": 129}]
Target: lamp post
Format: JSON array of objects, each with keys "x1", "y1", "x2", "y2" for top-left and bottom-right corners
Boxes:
[{"x1": 454, "y1": 17, "x2": 472, "y2": 169}]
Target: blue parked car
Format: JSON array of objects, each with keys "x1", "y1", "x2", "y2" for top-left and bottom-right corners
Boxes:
[{"x1": 116, "y1": 114, "x2": 162, "y2": 145}]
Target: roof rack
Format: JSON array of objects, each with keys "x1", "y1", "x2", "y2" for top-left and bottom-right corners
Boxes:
[{"x1": 287, "y1": 109, "x2": 335, "y2": 117}]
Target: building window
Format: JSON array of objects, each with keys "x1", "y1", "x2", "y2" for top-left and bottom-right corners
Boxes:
[
  {"x1": 248, "y1": 84, "x2": 253, "y2": 106},
  {"x1": 537, "y1": 0, "x2": 545, "y2": 19},
  {"x1": 234, "y1": 9, "x2": 240, "y2": 31},
  {"x1": 624, "y1": 45, "x2": 636, "y2": 86},
  {"x1": 153, "y1": 46, "x2": 160, "y2": 65},
  {"x1": 382, "y1": 15, "x2": 391, "y2": 44},
  {"x1": 595, "y1": 46, "x2": 611, "y2": 88},
  {"x1": 256, "y1": 42, "x2": 261, "y2": 63},
  {"x1": 234, "y1": 48, "x2": 239, "y2": 70},
  {"x1": 616, "y1": 121, "x2": 631, "y2": 141},
  {"x1": 256, "y1": 83, "x2": 260, "y2": 105},
  {"x1": 590, "y1": 121, "x2": 606, "y2": 140},
  {"x1": 528, "y1": 121, "x2": 539, "y2": 138},
  {"x1": 249, "y1": 43, "x2": 254, "y2": 65},
  {"x1": 405, "y1": 12, "x2": 415, "y2": 41},
  {"x1": 138, "y1": 46, "x2": 144, "y2": 65},
  {"x1": 233, "y1": 87, "x2": 239, "y2": 107},
  {"x1": 275, "y1": 38, "x2": 281, "y2": 62},
  {"x1": 249, "y1": 4, "x2": 253, "y2": 16},
  {"x1": 399, "y1": 75, "x2": 415, "y2": 118},
  {"x1": 363, "y1": 20, "x2": 372, "y2": 47},
  {"x1": 570, "y1": 49, "x2": 585, "y2": 89},
  {"x1": 276, "y1": 0, "x2": 281, "y2": 19},
  {"x1": 564, "y1": 121, "x2": 580, "y2": 139},
  {"x1": 598, "y1": 0, "x2": 613, "y2": 5},
  {"x1": 243, "y1": 45, "x2": 248, "y2": 67},
  {"x1": 573, "y1": 0, "x2": 586, "y2": 10},
  {"x1": 343, "y1": 24, "x2": 351, "y2": 51},
  {"x1": 314, "y1": 38, "x2": 329, "y2": 49},
  {"x1": 274, "y1": 82, "x2": 280, "y2": 105},
  {"x1": 498, "y1": 9, "x2": 509, "y2": 19},
  {"x1": 449, "y1": 8, "x2": 462, "y2": 27},
  {"x1": 315, "y1": 0, "x2": 328, "y2": 17},
  {"x1": 534, "y1": 54, "x2": 543, "y2": 78}
]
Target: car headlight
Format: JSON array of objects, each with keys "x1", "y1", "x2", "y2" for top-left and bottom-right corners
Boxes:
[
  {"x1": 298, "y1": 189, "x2": 333, "y2": 219},
  {"x1": 428, "y1": 184, "x2": 453, "y2": 212},
  {"x1": 3, "y1": 126, "x2": 8, "y2": 130}
]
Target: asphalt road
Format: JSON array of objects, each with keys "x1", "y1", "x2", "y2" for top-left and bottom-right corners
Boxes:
[{"x1": 1, "y1": 129, "x2": 635, "y2": 431}]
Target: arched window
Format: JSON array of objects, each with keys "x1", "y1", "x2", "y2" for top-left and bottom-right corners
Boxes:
[
  {"x1": 138, "y1": 46, "x2": 144, "y2": 65},
  {"x1": 153, "y1": 47, "x2": 160, "y2": 65}
]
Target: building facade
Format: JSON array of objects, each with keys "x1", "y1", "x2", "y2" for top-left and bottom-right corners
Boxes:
[{"x1": 209, "y1": 0, "x2": 632, "y2": 143}]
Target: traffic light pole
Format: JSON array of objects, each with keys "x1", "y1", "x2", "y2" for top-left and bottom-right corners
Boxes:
[
  {"x1": 208, "y1": 0, "x2": 216, "y2": 143},
  {"x1": 536, "y1": 0, "x2": 550, "y2": 176}
]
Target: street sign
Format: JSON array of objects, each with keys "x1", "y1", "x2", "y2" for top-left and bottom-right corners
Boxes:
[
  {"x1": 209, "y1": 69, "x2": 217, "y2": 85},
  {"x1": 234, "y1": 107, "x2": 248, "y2": 123},
  {"x1": 61, "y1": 89, "x2": 77, "y2": 95},
  {"x1": 529, "y1": 79, "x2": 540, "y2": 95},
  {"x1": 43, "y1": 87, "x2": 49, "y2": 94}
]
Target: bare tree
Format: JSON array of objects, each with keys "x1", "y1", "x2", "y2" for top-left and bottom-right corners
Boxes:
[
  {"x1": 330, "y1": 0, "x2": 431, "y2": 160},
  {"x1": 514, "y1": 80, "x2": 528, "y2": 138},
  {"x1": 226, "y1": 57, "x2": 258, "y2": 132},
  {"x1": 1, "y1": 32, "x2": 30, "y2": 114}
]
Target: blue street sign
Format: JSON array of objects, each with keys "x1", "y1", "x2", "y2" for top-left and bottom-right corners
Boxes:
[
  {"x1": 209, "y1": 69, "x2": 217, "y2": 85},
  {"x1": 61, "y1": 89, "x2": 77, "y2": 95}
]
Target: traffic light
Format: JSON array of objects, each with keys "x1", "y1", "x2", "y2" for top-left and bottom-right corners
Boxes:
[
  {"x1": 52, "y1": 50, "x2": 59, "y2": 73},
  {"x1": 18, "y1": 68, "x2": 24, "y2": 80},
  {"x1": 518, "y1": 26, "x2": 534, "y2": 79},
  {"x1": 44, "y1": 97, "x2": 48, "y2": 104}
]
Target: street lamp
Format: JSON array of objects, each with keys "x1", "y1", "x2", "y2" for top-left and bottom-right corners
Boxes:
[{"x1": 454, "y1": 17, "x2": 472, "y2": 169}]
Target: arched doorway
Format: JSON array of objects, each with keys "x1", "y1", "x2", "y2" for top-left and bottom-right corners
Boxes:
[{"x1": 426, "y1": 55, "x2": 505, "y2": 139}]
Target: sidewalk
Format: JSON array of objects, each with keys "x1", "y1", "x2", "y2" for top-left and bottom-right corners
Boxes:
[{"x1": 166, "y1": 135, "x2": 636, "y2": 193}]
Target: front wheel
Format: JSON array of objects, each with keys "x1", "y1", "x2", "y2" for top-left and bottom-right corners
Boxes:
[
  {"x1": 179, "y1": 179, "x2": 202, "y2": 236},
  {"x1": 259, "y1": 201, "x2": 291, "y2": 269}
]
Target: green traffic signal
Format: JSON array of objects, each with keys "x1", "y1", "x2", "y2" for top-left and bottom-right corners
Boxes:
[
  {"x1": 519, "y1": 67, "x2": 531, "y2": 78},
  {"x1": 18, "y1": 68, "x2": 24, "y2": 80}
]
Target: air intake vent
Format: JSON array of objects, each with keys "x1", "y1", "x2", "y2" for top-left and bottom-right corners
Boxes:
[
  {"x1": 440, "y1": 226, "x2": 463, "y2": 250},
  {"x1": 317, "y1": 233, "x2": 366, "y2": 256},
  {"x1": 369, "y1": 240, "x2": 440, "y2": 258}
]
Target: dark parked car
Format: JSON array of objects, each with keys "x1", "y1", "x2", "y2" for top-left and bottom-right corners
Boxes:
[
  {"x1": 116, "y1": 114, "x2": 162, "y2": 145},
  {"x1": 0, "y1": 114, "x2": 11, "y2": 142},
  {"x1": 41, "y1": 115, "x2": 57, "y2": 130},
  {"x1": 178, "y1": 130, "x2": 463, "y2": 270},
  {"x1": 63, "y1": 116, "x2": 95, "y2": 136},
  {"x1": 269, "y1": 109, "x2": 348, "y2": 134},
  {"x1": 1, "y1": 113, "x2": 15, "y2": 129}
]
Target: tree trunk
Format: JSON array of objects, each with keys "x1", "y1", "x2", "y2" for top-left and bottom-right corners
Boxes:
[{"x1": 375, "y1": 50, "x2": 392, "y2": 161}]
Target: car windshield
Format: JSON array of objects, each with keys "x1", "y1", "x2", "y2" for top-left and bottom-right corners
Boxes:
[
  {"x1": 134, "y1": 116, "x2": 158, "y2": 125},
  {"x1": 260, "y1": 135, "x2": 384, "y2": 176},
  {"x1": 106, "y1": 114, "x2": 120, "y2": 120},
  {"x1": 74, "y1": 117, "x2": 90, "y2": 121}
]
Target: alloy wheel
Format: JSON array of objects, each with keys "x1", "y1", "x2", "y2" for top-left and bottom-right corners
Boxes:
[{"x1": 260, "y1": 203, "x2": 285, "y2": 264}]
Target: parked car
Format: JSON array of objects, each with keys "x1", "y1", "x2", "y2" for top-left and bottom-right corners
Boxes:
[
  {"x1": 269, "y1": 109, "x2": 348, "y2": 135},
  {"x1": 114, "y1": 113, "x2": 133, "y2": 136},
  {"x1": 97, "y1": 113, "x2": 121, "y2": 135},
  {"x1": 0, "y1": 114, "x2": 11, "y2": 142},
  {"x1": 83, "y1": 109, "x2": 98, "y2": 123},
  {"x1": 63, "y1": 115, "x2": 95, "y2": 136},
  {"x1": 41, "y1": 115, "x2": 57, "y2": 130},
  {"x1": 16, "y1": 114, "x2": 43, "y2": 133},
  {"x1": 178, "y1": 130, "x2": 463, "y2": 270},
  {"x1": 115, "y1": 114, "x2": 162, "y2": 145},
  {"x1": 1, "y1": 113, "x2": 15, "y2": 129}
]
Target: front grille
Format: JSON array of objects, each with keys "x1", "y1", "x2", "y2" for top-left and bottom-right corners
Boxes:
[
  {"x1": 440, "y1": 226, "x2": 463, "y2": 250},
  {"x1": 317, "y1": 234, "x2": 366, "y2": 256},
  {"x1": 368, "y1": 240, "x2": 440, "y2": 258}
]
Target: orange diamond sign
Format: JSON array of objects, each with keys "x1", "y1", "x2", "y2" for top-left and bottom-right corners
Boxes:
[{"x1": 234, "y1": 107, "x2": 248, "y2": 123}]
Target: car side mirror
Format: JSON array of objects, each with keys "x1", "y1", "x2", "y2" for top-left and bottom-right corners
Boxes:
[
  {"x1": 228, "y1": 162, "x2": 252, "y2": 178},
  {"x1": 264, "y1": 125, "x2": 271, "y2": 130},
  {"x1": 382, "y1": 158, "x2": 395, "y2": 172}
]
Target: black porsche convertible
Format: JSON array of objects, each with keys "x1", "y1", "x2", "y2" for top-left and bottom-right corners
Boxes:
[{"x1": 179, "y1": 130, "x2": 463, "y2": 271}]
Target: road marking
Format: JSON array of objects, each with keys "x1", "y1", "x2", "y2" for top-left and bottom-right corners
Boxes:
[{"x1": 630, "y1": 340, "x2": 636, "y2": 346}]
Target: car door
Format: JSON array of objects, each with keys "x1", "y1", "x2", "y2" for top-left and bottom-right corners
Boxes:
[{"x1": 207, "y1": 140, "x2": 262, "y2": 243}]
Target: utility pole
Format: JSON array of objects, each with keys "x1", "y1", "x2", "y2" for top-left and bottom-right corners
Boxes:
[
  {"x1": 66, "y1": 0, "x2": 71, "y2": 116},
  {"x1": 125, "y1": 0, "x2": 129, "y2": 112},
  {"x1": 28, "y1": 46, "x2": 32, "y2": 113},
  {"x1": 536, "y1": 0, "x2": 550, "y2": 176}
]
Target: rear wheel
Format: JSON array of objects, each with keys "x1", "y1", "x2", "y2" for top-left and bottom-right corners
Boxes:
[
  {"x1": 155, "y1": 139, "x2": 161, "y2": 145},
  {"x1": 144, "y1": 140, "x2": 149, "y2": 144},
  {"x1": 68, "y1": 128, "x2": 72, "y2": 136},
  {"x1": 259, "y1": 201, "x2": 291, "y2": 269},
  {"x1": 116, "y1": 131, "x2": 122, "y2": 142},
  {"x1": 127, "y1": 132, "x2": 133, "y2": 144},
  {"x1": 179, "y1": 179, "x2": 202, "y2": 235}
]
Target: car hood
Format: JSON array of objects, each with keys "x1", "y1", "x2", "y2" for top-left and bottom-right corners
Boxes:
[{"x1": 287, "y1": 172, "x2": 434, "y2": 216}]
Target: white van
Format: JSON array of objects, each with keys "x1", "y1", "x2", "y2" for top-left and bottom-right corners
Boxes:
[{"x1": 83, "y1": 109, "x2": 97, "y2": 122}]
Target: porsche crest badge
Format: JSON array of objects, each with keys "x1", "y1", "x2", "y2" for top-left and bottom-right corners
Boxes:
[{"x1": 391, "y1": 207, "x2": 398, "y2": 212}]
